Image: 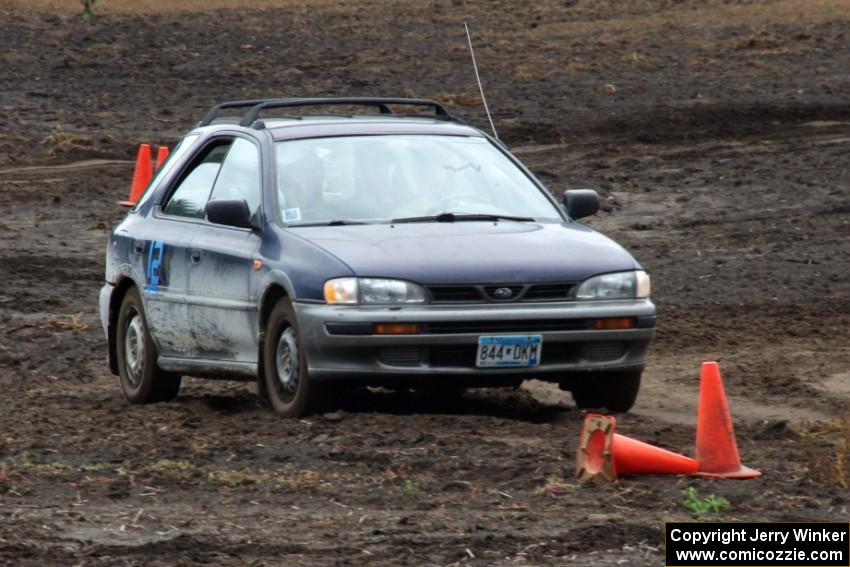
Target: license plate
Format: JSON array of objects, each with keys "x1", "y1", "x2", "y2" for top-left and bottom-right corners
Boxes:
[{"x1": 476, "y1": 335, "x2": 542, "y2": 368}]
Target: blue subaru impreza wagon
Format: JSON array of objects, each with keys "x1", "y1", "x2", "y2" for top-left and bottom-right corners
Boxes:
[{"x1": 99, "y1": 98, "x2": 655, "y2": 417}]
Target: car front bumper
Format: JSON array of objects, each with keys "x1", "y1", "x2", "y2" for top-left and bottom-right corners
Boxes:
[{"x1": 294, "y1": 299, "x2": 655, "y2": 383}]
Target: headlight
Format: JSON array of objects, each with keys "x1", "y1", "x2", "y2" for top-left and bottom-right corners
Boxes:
[
  {"x1": 324, "y1": 278, "x2": 427, "y2": 305},
  {"x1": 323, "y1": 278, "x2": 359, "y2": 304},
  {"x1": 576, "y1": 270, "x2": 650, "y2": 300}
]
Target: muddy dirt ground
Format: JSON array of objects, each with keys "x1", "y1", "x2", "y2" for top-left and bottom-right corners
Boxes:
[{"x1": 1, "y1": 0, "x2": 850, "y2": 565}]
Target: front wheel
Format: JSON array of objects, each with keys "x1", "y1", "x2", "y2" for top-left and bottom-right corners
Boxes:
[
  {"x1": 115, "y1": 287, "x2": 181, "y2": 403},
  {"x1": 261, "y1": 298, "x2": 326, "y2": 417},
  {"x1": 566, "y1": 370, "x2": 642, "y2": 413}
]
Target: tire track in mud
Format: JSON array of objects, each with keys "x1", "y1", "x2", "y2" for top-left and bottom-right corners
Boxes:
[{"x1": 0, "y1": 159, "x2": 132, "y2": 177}]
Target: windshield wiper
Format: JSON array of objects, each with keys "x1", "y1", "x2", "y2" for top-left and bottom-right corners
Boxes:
[
  {"x1": 289, "y1": 219, "x2": 371, "y2": 227},
  {"x1": 390, "y1": 212, "x2": 535, "y2": 224}
]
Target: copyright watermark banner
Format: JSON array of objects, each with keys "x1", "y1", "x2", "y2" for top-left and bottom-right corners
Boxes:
[{"x1": 665, "y1": 522, "x2": 849, "y2": 567}]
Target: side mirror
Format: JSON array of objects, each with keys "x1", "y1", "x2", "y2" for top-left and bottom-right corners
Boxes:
[
  {"x1": 563, "y1": 189, "x2": 599, "y2": 220},
  {"x1": 206, "y1": 199, "x2": 254, "y2": 229}
]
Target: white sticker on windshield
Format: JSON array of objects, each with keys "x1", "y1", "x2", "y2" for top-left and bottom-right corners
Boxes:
[{"x1": 284, "y1": 208, "x2": 301, "y2": 222}]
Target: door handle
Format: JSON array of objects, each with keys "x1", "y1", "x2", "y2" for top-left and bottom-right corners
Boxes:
[
  {"x1": 190, "y1": 249, "x2": 202, "y2": 264},
  {"x1": 133, "y1": 240, "x2": 145, "y2": 255}
]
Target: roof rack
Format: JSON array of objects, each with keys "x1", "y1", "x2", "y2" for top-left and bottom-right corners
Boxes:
[
  {"x1": 198, "y1": 99, "x2": 281, "y2": 127},
  {"x1": 196, "y1": 97, "x2": 455, "y2": 128}
]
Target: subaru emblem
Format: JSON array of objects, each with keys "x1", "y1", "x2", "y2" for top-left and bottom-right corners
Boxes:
[{"x1": 494, "y1": 287, "x2": 513, "y2": 299}]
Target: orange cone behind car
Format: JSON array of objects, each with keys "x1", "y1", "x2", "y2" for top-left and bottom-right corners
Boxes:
[
  {"x1": 118, "y1": 144, "x2": 153, "y2": 207},
  {"x1": 576, "y1": 414, "x2": 699, "y2": 481},
  {"x1": 695, "y1": 362, "x2": 761, "y2": 478},
  {"x1": 155, "y1": 145, "x2": 170, "y2": 171}
]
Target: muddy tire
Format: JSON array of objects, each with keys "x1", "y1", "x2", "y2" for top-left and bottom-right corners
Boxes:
[
  {"x1": 569, "y1": 370, "x2": 642, "y2": 413},
  {"x1": 115, "y1": 287, "x2": 181, "y2": 404},
  {"x1": 261, "y1": 298, "x2": 326, "y2": 417}
]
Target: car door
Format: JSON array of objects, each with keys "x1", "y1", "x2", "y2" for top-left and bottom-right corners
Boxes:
[
  {"x1": 187, "y1": 136, "x2": 263, "y2": 363},
  {"x1": 144, "y1": 139, "x2": 232, "y2": 359}
]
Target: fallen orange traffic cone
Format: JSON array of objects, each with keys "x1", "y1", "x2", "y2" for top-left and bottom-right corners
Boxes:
[
  {"x1": 576, "y1": 414, "x2": 699, "y2": 481},
  {"x1": 695, "y1": 361, "x2": 761, "y2": 479},
  {"x1": 155, "y1": 145, "x2": 170, "y2": 171},
  {"x1": 118, "y1": 144, "x2": 153, "y2": 207}
]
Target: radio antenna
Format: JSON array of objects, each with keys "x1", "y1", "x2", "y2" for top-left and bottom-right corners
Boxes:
[{"x1": 464, "y1": 21, "x2": 498, "y2": 140}]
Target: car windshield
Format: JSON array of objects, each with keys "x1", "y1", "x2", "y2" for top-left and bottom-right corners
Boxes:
[{"x1": 274, "y1": 135, "x2": 561, "y2": 225}]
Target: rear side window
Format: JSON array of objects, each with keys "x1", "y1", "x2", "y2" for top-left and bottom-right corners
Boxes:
[
  {"x1": 163, "y1": 142, "x2": 232, "y2": 218},
  {"x1": 208, "y1": 138, "x2": 262, "y2": 215}
]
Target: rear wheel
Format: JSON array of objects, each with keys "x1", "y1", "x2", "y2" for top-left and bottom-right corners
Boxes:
[
  {"x1": 567, "y1": 370, "x2": 642, "y2": 413},
  {"x1": 261, "y1": 298, "x2": 326, "y2": 417},
  {"x1": 115, "y1": 287, "x2": 181, "y2": 403}
]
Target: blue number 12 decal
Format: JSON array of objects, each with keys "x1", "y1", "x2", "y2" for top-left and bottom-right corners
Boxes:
[{"x1": 146, "y1": 240, "x2": 164, "y2": 293}]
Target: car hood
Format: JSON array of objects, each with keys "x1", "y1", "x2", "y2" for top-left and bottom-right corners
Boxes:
[{"x1": 288, "y1": 221, "x2": 639, "y2": 284}]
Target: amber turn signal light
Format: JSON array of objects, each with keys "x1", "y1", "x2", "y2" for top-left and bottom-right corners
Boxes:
[
  {"x1": 372, "y1": 323, "x2": 422, "y2": 335},
  {"x1": 593, "y1": 318, "x2": 636, "y2": 330}
]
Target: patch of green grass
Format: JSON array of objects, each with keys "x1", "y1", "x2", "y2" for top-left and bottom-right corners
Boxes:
[
  {"x1": 79, "y1": 462, "x2": 112, "y2": 472},
  {"x1": 209, "y1": 469, "x2": 270, "y2": 487},
  {"x1": 13, "y1": 452, "x2": 70, "y2": 476},
  {"x1": 147, "y1": 459, "x2": 198, "y2": 482},
  {"x1": 276, "y1": 469, "x2": 331, "y2": 492},
  {"x1": 80, "y1": 0, "x2": 97, "y2": 18},
  {"x1": 683, "y1": 487, "x2": 730, "y2": 514},
  {"x1": 403, "y1": 479, "x2": 424, "y2": 498}
]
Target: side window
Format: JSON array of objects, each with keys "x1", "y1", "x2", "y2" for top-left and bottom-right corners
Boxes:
[
  {"x1": 209, "y1": 138, "x2": 262, "y2": 215},
  {"x1": 163, "y1": 142, "x2": 232, "y2": 218}
]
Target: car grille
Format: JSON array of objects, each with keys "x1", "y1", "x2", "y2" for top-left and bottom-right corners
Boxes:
[
  {"x1": 483, "y1": 285, "x2": 524, "y2": 301},
  {"x1": 428, "y1": 286, "x2": 483, "y2": 303},
  {"x1": 375, "y1": 344, "x2": 627, "y2": 369},
  {"x1": 377, "y1": 347, "x2": 422, "y2": 367},
  {"x1": 584, "y1": 341, "x2": 627, "y2": 362},
  {"x1": 522, "y1": 283, "x2": 575, "y2": 302},
  {"x1": 426, "y1": 283, "x2": 576, "y2": 304},
  {"x1": 376, "y1": 345, "x2": 581, "y2": 369},
  {"x1": 377, "y1": 341, "x2": 628, "y2": 368}
]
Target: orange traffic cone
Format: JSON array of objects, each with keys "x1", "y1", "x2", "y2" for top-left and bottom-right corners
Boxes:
[
  {"x1": 155, "y1": 145, "x2": 170, "y2": 171},
  {"x1": 695, "y1": 362, "x2": 761, "y2": 479},
  {"x1": 118, "y1": 144, "x2": 153, "y2": 207},
  {"x1": 576, "y1": 414, "x2": 699, "y2": 481}
]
